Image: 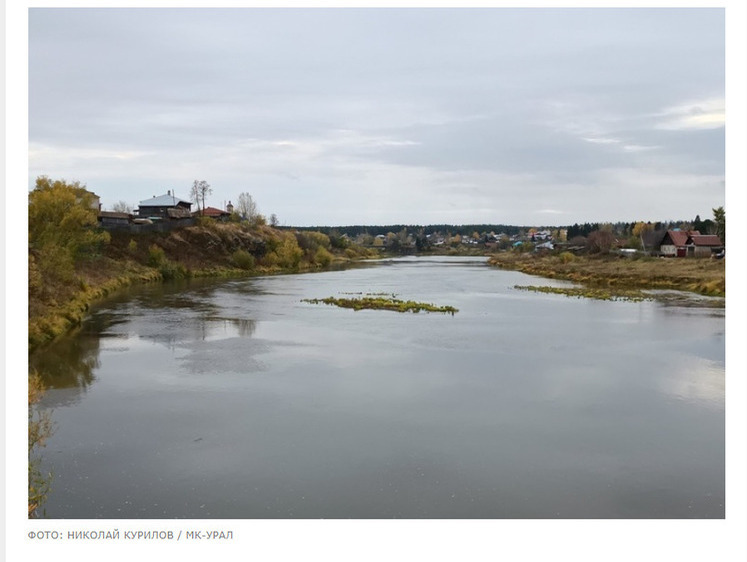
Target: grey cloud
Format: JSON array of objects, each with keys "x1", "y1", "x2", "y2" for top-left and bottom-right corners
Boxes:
[{"x1": 28, "y1": 7, "x2": 725, "y2": 225}]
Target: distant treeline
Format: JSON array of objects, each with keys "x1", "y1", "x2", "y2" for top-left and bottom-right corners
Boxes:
[
  {"x1": 287, "y1": 224, "x2": 537, "y2": 238},
  {"x1": 287, "y1": 218, "x2": 715, "y2": 239},
  {"x1": 566, "y1": 217, "x2": 716, "y2": 239}
]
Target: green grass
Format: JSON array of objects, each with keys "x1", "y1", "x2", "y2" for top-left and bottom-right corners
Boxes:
[
  {"x1": 514, "y1": 285, "x2": 651, "y2": 302},
  {"x1": 303, "y1": 294, "x2": 458, "y2": 314}
]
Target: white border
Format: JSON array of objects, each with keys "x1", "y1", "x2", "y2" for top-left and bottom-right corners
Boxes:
[{"x1": 6, "y1": 2, "x2": 746, "y2": 561}]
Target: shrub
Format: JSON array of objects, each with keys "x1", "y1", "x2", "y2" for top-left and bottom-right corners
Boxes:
[
  {"x1": 314, "y1": 247, "x2": 333, "y2": 267},
  {"x1": 232, "y1": 249, "x2": 255, "y2": 270},
  {"x1": 250, "y1": 214, "x2": 267, "y2": 227},
  {"x1": 128, "y1": 239, "x2": 138, "y2": 253},
  {"x1": 261, "y1": 251, "x2": 279, "y2": 268},
  {"x1": 296, "y1": 231, "x2": 331, "y2": 252},
  {"x1": 275, "y1": 234, "x2": 303, "y2": 269},
  {"x1": 559, "y1": 251, "x2": 576, "y2": 263},
  {"x1": 147, "y1": 244, "x2": 166, "y2": 267},
  {"x1": 159, "y1": 260, "x2": 188, "y2": 280},
  {"x1": 196, "y1": 216, "x2": 218, "y2": 229}
]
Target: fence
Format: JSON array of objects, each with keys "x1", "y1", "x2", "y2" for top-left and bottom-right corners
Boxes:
[{"x1": 100, "y1": 218, "x2": 196, "y2": 233}]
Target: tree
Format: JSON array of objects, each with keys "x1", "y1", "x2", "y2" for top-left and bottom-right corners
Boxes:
[
  {"x1": 692, "y1": 214, "x2": 703, "y2": 233},
  {"x1": 28, "y1": 176, "x2": 111, "y2": 293},
  {"x1": 111, "y1": 200, "x2": 132, "y2": 214},
  {"x1": 586, "y1": 229, "x2": 615, "y2": 254},
  {"x1": 632, "y1": 222, "x2": 654, "y2": 252},
  {"x1": 190, "y1": 180, "x2": 212, "y2": 215},
  {"x1": 269, "y1": 213, "x2": 279, "y2": 227},
  {"x1": 236, "y1": 192, "x2": 261, "y2": 225},
  {"x1": 712, "y1": 206, "x2": 725, "y2": 244},
  {"x1": 29, "y1": 176, "x2": 109, "y2": 258}
]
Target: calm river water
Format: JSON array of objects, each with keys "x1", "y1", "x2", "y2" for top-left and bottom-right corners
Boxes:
[{"x1": 32, "y1": 256, "x2": 725, "y2": 518}]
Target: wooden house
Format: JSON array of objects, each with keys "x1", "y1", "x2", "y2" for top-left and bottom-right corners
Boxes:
[
  {"x1": 137, "y1": 191, "x2": 192, "y2": 219},
  {"x1": 197, "y1": 206, "x2": 232, "y2": 221},
  {"x1": 660, "y1": 230, "x2": 699, "y2": 257},
  {"x1": 98, "y1": 211, "x2": 131, "y2": 227},
  {"x1": 660, "y1": 230, "x2": 723, "y2": 257},
  {"x1": 686, "y1": 234, "x2": 723, "y2": 257}
]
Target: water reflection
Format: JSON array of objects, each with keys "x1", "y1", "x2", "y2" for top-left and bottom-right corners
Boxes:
[
  {"x1": 29, "y1": 329, "x2": 101, "y2": 391},
  {"x1": 210, "y1": 317, "x2": 257, "y2": 338},
  {"x1": 31, "y1": 307, "x2": 260, "y2": 391},
  {"x1": 657, "y1": 357, "x2": 725, "y2": 407},
  {"x1": 30, "y1": 258, "x2": 724, "y2": 519},
  {"x1": 28, "y1": 374, "x2": 53, "y2": 518}
]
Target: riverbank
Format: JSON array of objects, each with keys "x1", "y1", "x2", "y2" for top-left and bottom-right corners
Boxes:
[
  {"x1": 487, "y1": 252, "x2": 725, "y2": 297},
  {"x1": 29, "y1": 221, "x2": 378, "y2": 352}
]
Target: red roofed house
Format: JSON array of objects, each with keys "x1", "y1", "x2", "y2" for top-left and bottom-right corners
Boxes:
[
  {"x1": 660, "y1": 230, "x2": 697, "y2": 257},
  {"x1": 660, "y1": 230, "x2": 723, "y2": 257},
  {"x1": 686, "y1": 234, "x2": 724, "y2": 258},
  {"x1": 198, "y1": 206, "x2": 231, "y2": 221}
]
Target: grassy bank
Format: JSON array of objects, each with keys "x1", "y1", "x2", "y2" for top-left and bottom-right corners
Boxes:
[
  {"x1": 29, "y1": 259, "x2": 164, "y2": 351},
  {"x1": 29, "y1": 221, "x2": 378, "y2": 353},
  {"x1": 487, "y1": 252, "x2": 725, "y2": 297}
]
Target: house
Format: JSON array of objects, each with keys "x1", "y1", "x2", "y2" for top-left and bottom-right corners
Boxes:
[
  {"x1": 641, "y1": 229, "x2": 667, "y2": 254},
  {"x1": 660, "y1": 230, "x2": 723, "y2": 257},
  {"x1": 85, "y1": 190, "x2": 101, "y2": 211},
  {"x1": 686, "y1": 234, "x2": 723, "y2": 258},
  {"x1": 98, "y1": 211, "x2": 131, "y2": 227},
  {"x1": 75, "y1": 189, "x2": 101, "y2": 211},
  {"x1": 198, "y1": 206, "x2": 232, "y2": 221},
  {"x1": 660, "y1": 230, "x2": 699, "y2": 257},
  {"x1": 137, "y1": 191, "x2": 192, "y2": 219}
]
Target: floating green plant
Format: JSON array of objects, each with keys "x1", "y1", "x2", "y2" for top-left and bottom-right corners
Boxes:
[
  {"x1": 514, "y1": 285, "x2": 652, "y2": 302},
  {"x1": 303, "y1": 295, "x2": 458, "y2": 314}
]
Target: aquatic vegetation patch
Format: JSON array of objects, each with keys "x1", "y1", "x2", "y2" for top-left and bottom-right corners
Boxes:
[
  {"x1": 514, "y1": 285, "x2": 652, "y2": 302},
  {"x1": 303, "y1": 294, "x2": 458, "y2": 314}
]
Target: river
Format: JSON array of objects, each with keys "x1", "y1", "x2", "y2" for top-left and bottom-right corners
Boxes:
[{"x1": 31, "y1": 256, "x2": 725, "y2": 518}]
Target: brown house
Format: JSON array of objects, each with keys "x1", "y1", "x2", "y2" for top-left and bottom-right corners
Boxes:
[
  {"x1": 660, "y1": 230, "x2": 723, "y2": 257},
  {"x1": 98, "y1": 211, "x2": 131, "y2": 227},
  {"x1": 137, "y1": 191, "x2": 192, "y2": 219},
  {"x1": 197, "y1": 206, "x2": 231, "y2": 221},
  {"x1": 686, "y1": 234, "x2": 724, "y2": 258},
  {"x1": 660, "y1": 230, "x2": 699, "y2": 257}
]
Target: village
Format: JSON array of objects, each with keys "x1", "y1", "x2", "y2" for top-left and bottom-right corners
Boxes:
[{"x1": 88, "y1": 188, "x2": 726, "y2": 260}]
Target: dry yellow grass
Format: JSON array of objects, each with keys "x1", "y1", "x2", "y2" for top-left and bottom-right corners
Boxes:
[{"x1": 488, "y1": 253, "x2": 725, "y2": 297}]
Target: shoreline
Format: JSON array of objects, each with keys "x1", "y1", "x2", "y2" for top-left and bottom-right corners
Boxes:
[
  {"x1": 486, "y1": 252, "x2": 725, "y2": 298},
  {"x1": 28, "y1": 255, "x2": 373, "y2": 354},
  {"x1": 29, "y1": 241, "x2": 725, "y2": 354}
]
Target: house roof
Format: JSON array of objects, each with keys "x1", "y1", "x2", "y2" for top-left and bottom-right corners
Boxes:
[
  {"x1": 138, "y1": 194, "x2": 192, "y2": 207},
  {"x1": 663, "y1": 230, "x2": 700, "y2": 247},
  {"x1": 200, "y1": 206, "x2": 231, "y2": 217},
  {"x1": 642, "y1": 229, "x2": 666, "y2": 247},
  {"x1": 688, "y1": 234, "x2": 723, "y2": 247}
]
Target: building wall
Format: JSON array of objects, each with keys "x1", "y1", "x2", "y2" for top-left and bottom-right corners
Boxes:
[
  {"x1": 693, "y1": 246, "x2": 715, "y2": 258},
  {"x1": 101, "y1": 218, "x2": 196, "y2": 232}
]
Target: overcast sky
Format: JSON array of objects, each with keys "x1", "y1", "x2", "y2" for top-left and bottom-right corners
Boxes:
[{"x1": 28, "y1": 7, "x2": 726, "y2": 227}]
